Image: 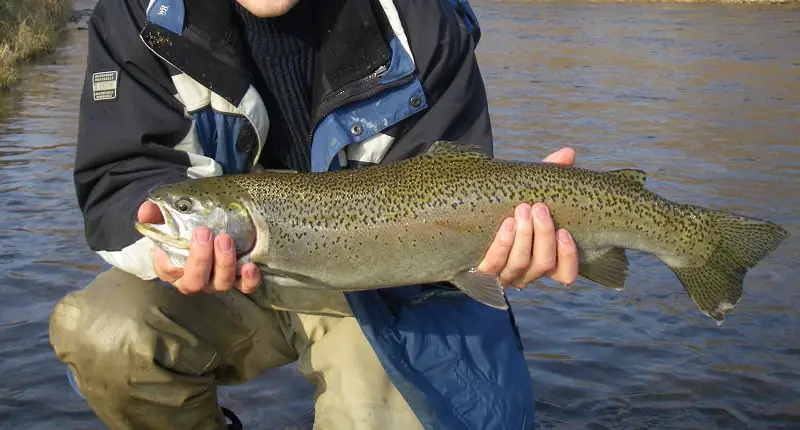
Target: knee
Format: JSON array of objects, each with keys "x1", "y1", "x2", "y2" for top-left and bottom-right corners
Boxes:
[
  {"x1": 48, "y1": 269, "x2": 164, "y2": 384},
  {"x1": 49, "y1": 291, "x2": 133, "y2": 366},
  {"x1": 49, "y1": 269, "x2": 220, "y2": 387}
]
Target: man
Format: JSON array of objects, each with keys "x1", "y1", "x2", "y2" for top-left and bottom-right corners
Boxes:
[{"x1": 49, "y1": 0, "x2": 579, "y2": 428}]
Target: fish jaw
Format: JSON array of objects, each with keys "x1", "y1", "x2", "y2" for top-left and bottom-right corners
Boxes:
[
  {"x1": 134, "y1": 201, "x2": 189, "y2": 250},
  {"x1": 133, "y1": 192, "x2": 260, "y2": 270},
  {"x1": 134, "y1": 199, "x2": 192, "y2": 267}
]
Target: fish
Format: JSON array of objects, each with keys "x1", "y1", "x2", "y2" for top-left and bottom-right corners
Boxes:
[{"x1": 134, "y1": 141, "x2": 789, "y2": 322}]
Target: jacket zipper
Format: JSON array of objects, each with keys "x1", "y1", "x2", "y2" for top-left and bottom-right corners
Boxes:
[{"x1": 307, "y1": 64, "x2": 414, "y2": 148}]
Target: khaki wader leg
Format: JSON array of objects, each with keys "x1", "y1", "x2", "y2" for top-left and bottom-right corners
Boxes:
[
  {"x1": 49, "y1": 268, "x2": 299, "y2": 429},
  {"x1": 289, "y1": 313, "x2": 424, "y2": 430},
  {"x1": 49, "y1": 268, "x2": 423, "y2": 430}
]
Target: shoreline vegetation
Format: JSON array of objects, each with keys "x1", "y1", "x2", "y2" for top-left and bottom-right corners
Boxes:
[{"x1": 0, "y1": 0, "x2": 74, "y2": 89}]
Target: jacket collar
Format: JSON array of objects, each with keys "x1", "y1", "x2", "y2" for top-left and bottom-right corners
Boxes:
[{"x1": 140, "y1": 0, "x2": 394, "y2": 115}]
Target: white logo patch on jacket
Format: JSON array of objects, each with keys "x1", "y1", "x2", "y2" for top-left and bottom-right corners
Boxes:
[{"x1": 92, "y1": 71, "x2": 119, "y2": 101}]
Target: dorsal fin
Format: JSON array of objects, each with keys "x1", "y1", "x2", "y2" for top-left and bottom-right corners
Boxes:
[
  {"x1": 426, "y1": 141, "x2": 490, "y2": 159},
  {"x1": 261, "y1": 169, "x2": 298, "y2": 174},
  {"x1": 607, "y1": 168, "x2": 647, "y2": 186}
]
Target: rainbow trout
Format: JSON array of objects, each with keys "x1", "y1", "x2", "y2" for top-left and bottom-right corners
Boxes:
[{"x1": 135, "y1": 141, "x2": 788, "y2": 321}]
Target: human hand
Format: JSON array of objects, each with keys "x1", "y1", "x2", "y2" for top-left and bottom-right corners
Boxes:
[
  {"x1": 138, "y1": 201, "x2": 262, "y2": 295},
  {"x1": 476, "y1": 148, "x2": 579, "y2": 288}
]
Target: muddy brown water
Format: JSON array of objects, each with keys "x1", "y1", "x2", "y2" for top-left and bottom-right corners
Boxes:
[{"x1": 1, "y1": 1, "x2": 799, "y2": 429}]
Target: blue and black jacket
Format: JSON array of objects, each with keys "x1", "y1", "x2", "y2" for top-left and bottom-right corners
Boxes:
[{"x1": 73, "y1": 0, "x2": 534, "y2": 428}]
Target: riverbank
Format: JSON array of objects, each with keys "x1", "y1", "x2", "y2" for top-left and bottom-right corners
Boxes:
[{"x1": 0, "y1": 0, "x2": 74, "y2": 89}]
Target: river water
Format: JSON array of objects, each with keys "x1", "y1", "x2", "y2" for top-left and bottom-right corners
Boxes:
[{"x1": 1, "y1": 1, "x2": 798, "y2": 429}]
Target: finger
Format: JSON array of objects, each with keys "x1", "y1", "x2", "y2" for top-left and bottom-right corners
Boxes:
[
  {"x1": 137, "y1": 201, "x2": 164, "y2": 224},
  {"x1": 547, "y1": 229, "x2": 579, "y2": 285},
  {"x1": 212, "y1": 234, "x2": 237, "y2": 292},
  {"x1": 179, "y1": 227, "x2": 214, "y2": 295},
  {"x1": 522, "y1": 203, "x2": 558, "y2": 285},
  {"x1": 153, "y1": 247, "x2": 182, "y2": 283},
  {"x1": 499, "y1": 204, "x2": 534, "y2": 287},
  {"x1": 238, "y1": 263, "x2": 261, "y2": 294},
  {"x1": 476, "y1": 217, "x2": 516, "y2": 274},
  {"x1": 542, "y1": 147, "x2": 576, "y2": 166}
]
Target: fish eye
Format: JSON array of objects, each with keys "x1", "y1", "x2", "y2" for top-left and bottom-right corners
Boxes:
[{"x1": 175, "y1": 198, "x2": 193, "y2": 213}]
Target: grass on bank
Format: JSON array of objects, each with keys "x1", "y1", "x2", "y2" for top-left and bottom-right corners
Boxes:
[{"x1": 0, "y1": 0, "x2": 73, "y2": 89}]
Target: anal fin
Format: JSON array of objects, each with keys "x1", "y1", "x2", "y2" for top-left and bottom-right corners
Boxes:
[
  {"x1": 578, "y1": 247, "x2": 630, "y2": 290},
  {"x1": 671, "y1": 264, "x2": 743, "y2": 323},
  {"x1": 451, "y1": 269, "x2": 509, "y2": 310}
]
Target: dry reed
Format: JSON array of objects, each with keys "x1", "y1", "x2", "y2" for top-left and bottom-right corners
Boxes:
[{"x1": 0, "y1": 0, "x2": 73, "y2": 89}]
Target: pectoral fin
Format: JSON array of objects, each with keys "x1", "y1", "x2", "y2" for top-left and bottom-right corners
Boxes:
[
  {"x1": 451, "y1": 269, "x2": 509, "y2": 310},
  {"x1": 578, "y1": 247, "x2": 630, "y2": 290},
  {"x1": 256, "y1": 266, "x2": 333, "y2": 290}
]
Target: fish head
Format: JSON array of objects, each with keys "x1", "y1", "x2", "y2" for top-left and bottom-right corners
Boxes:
[{"x1": 134, "y1": 178, "x2": 257, "y2": 268}]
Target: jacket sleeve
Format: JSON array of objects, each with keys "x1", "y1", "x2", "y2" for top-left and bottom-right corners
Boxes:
[
  {"x1": 74, "y1": 0, "x2": 193, "y2": 280},
  {"x1": 382, "y1": 0, "x2": 494, "y2": 163}
]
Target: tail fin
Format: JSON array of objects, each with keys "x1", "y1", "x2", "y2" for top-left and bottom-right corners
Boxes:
[{"x1": 671, "y1": 210, "x2": 788, "y2": 322}]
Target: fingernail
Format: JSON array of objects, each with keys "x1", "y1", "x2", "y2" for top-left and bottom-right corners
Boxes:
[
  {"x1": 218, "y1": 235, "x2": 232, "y2": 252},
  {"x1": 533, "y1": 204, "x2": 549, "y2": 221},
  {"x1": 557, "y1": 229, "x2": 572, "y2": 246},
  {"x1": 245, "y1": 267, "x2": 259, "y2": 289},
  {"x1": 516, "y1": 204, "x2": 532, "y2": 221},
  {"x1": 194, "y1": 227, "x2": 211, "y2": 243},
  {"x1": 499, "y1": 218, "x2": 515, "y2": 241}
]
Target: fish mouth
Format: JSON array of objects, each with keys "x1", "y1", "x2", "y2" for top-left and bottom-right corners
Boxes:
[{"x1": 134, "y1": 199, "x2": 190, "y2": 250}]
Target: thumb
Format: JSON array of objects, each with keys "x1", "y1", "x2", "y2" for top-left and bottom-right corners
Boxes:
[
  {"x1": 138, "y1": 200, "x2": 164, "y2": 224},
  {"x1": 542, "y1": 147, "x2": 576, "y2": 166}
]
